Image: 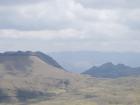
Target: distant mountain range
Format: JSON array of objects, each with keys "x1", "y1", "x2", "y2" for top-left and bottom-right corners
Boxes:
[
  {"x1": 83, "y1": 62, "x2": 140, "y2": 78},
  {"x1": 49, "y1": 51, "x2": 140, "y2": 73}
]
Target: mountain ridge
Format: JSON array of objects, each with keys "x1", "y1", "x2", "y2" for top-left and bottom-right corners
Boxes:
[
  {"x1": 82, "y1": 62, "x2": 140, "y2": 78},
  {"x1": 0, "y1": 51, "x2": 64, "y2": 70}
]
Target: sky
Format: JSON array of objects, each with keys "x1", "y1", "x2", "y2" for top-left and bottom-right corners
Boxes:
[{"x1": 0, "y1": 0, "x2": 140, "y2": 53}]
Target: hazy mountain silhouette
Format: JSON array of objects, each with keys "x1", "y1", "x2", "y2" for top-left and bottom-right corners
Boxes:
[{"x1": 83, "y1": 62, "x2": 140, "y2": 78}]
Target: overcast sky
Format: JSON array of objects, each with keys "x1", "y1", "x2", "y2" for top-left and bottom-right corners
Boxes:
[{"x1": 0, "y1": 0, "x2": 140, "y2": 52}]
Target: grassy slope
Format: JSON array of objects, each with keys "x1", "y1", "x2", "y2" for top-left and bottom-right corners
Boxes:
[
  {"x1": 0, "y1": 76, "x2": 130, "y2": 105},
  {"x1": 0, "y1": 56, "x2": 140, "y2": 105},
  {"x1": 0, "y1": 76, "x2": 140, "y2": 105},
  {"x1": 28, "y1": 76, "x2": 140, "y2": 105}
]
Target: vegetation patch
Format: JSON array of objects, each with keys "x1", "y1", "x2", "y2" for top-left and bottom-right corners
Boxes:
[{"x1": 16, "y1": 90, "x2": 56, "y2": 102}]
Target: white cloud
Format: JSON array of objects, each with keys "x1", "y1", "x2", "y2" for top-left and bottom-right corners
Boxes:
[
  {"x1": 76, "y1": 0, "x2": 140, "y2": 9},
  {"x1": 0, "y1": 0, "x2": 140, "y2": 52},
  {"x1": 0, "y1": 29, "x2": 82, "y2": 39}
]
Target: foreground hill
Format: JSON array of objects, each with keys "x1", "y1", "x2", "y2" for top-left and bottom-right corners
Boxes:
[
  {"x1": 0, "y1": 51, "x2": 83, "y2": 103},
  {"x1": 83, "y1": 62, "x2": 140, "y2": 78}
]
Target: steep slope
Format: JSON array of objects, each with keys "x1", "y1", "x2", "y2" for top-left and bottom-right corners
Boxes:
[
  {"x1": 83, "y1": 62, "x2": 140, "y2": 78},
  {"x1": 0, "y1": 51, "x2": 65, "y2": 76},
  {"x1": 0, "y1": 51, "x2": 82, "y2": 103},
  {"x1": 34, "y1": 51, "x2": 64, "y2": 69},
  {"x1": 0, "y1": 51, "x2": 64, "y2": 69}
]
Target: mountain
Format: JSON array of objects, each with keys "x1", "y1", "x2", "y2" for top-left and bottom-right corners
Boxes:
[
  {"x1": 0, "y1": 51, "x2": 64, "y2": 70},
  {"x1": 0, "y1": 51, "x2": 81, "y2": 103},
  {"x1": 49, "y1": 51, "x2": 140, "y2": 73},
  {"x1": 82, "y1": 62, "x2": 140, "y2": 78}
]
